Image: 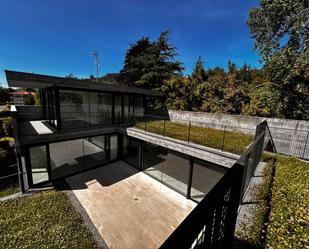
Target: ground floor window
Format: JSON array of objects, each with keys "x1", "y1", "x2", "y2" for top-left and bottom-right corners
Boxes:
[
  {"x1": 190, "y1": 159, "x2": 228, "y2": 202},
  {"x1": 27, "y1": 133, "x2": 227, "y2": 201},
  {"x1": 29, "y1": 146, "x2": 49, "y2": 185},
  {"x1": 143, "y1": 142, "x2": 190, "y2": 195},
  {"x1": 122, "y1": 135, "x2": 140, "y2": 169},
  {"x1": 29, "y1": 134, "x2": 112, "y2": 182}
]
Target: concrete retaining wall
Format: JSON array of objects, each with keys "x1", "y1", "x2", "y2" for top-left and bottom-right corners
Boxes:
[{"x1": 168, "y1": 110, "x2": 309, "y2": 159}]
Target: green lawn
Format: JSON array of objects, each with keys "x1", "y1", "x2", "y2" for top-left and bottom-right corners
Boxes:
[
  {"x1": 0, "y1": 184, "x2": 20, "y2": 198},
  {"x1": 0, "y1": 190, "x2": 98, "y2": 249},
  {"x1": 235, "y1": 153, "x2": 309, "y2": 249},
  {"x1": 135, "y1": 120, "x2": 254, "y2": 155},
  {"x1": 266, "y1": 155, "x2": 309, "y2": 249}
]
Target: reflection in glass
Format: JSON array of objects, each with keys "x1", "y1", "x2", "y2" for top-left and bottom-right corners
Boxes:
[
  {"x1": 49, "y1": 136, "x2": 109, "y2": 179},
  {"x1": 110, "y1": 134, "x2": 118, "y2": 161},
  {"x1": 191, "y1": 159, "x2": 227, "y2": 202},
  {"x1": 134, "y1": 96, "x2": 145, "y2": 115},
  {"x1": 123, "y1": 95, "x2": 129, "y2": 121},
  {"x1": 114, "y1": 95, "x2": 122, "y2": 123},
  {"x1": 30, "y1": 146, "x2": 49, "y2": 184},
  {"x1": 50, "y1": 139, "x2": 84, "y2": 178},
  {"x1": 143, "y1": 143, "x2": 190, "y2": 195},
  {"x1": 89, "y1": 92, "x2": 112, "y2": 126},
  {"x1": 59, "y1": 90, "x2": 89, "y2": 129},
  {"x1": 84, "y1": 136, "x2": 107, "y2": 170},
  {"x1": 122, "y1": 135, "x2": 140, "y2": 169}
]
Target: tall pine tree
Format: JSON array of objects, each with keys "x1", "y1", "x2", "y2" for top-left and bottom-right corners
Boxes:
[{"x1": 119, "y1": 31, "x2": 183, "y2": 89}]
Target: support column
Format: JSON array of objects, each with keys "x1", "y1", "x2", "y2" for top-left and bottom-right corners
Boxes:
[{"x1": 186, "y1": 157, "x2": 194, "y2": 199}]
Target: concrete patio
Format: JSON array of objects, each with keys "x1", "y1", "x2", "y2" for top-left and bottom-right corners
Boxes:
[{"x1": 66, "y1": 161, "x2": 196, "y2": 249}]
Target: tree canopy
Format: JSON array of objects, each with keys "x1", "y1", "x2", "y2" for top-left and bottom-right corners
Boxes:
[
  {"x1": 248, "y1": 0, "x2": 309, "y2": 119},
  {"x1": 119, "y1": 31, "x2": 183, "y2": 89}
]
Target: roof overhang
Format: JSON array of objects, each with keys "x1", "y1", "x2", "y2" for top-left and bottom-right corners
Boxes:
[{"x1": 5, "y1": 70, "x2": 164, "y2": 96}]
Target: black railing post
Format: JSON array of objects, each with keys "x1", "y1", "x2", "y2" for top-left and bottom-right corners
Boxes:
[
  {"x1": 186, "y1": 157, "x2": 194, "y2": 199},
  {"x1": 302, "y1": 131, "x2": 309, "y2": 159},
  {"x1": 144, "y1": 120, "x2": 147, "y2": 132},
  {"x1": 188, "y1": 121, "x2": 191, "y2": 143},
  {"x1": 163, "y1": 119, "x2": 166, "y2": 136},
  {"x1": 221, "y1": 125, "x2": 226, "y2": 151}
]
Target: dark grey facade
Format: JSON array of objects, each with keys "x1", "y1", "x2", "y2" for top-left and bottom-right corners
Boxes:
[{"x1": 6, "y1": 70, "x2": 165, "y2": 192}]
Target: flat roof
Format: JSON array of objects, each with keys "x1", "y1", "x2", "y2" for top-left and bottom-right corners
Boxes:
[{"x1": 5, "y1": 70, "x2": 163, "y2": 96}]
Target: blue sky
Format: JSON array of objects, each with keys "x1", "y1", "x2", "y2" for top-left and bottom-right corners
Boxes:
[{"x1": 0, "y1": 0, "x2": 261, "y2": 87}]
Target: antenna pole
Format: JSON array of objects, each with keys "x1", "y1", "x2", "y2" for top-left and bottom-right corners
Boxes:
[{"x1": 92, "y1": 52, "x2": 100, "y2": 82}]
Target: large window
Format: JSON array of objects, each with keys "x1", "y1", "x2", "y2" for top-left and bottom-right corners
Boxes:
[
  {"x1": 50, "y1": 139, "x2": 84, "y2": 178},
  {"x1": 134, "y1": 96, "x2": 145, "y2": 115},
  {"x1": 110, "y1": 134, "x2": 118, "y2": 161},
  {"x1": 29, "y1": 146, "x2": 49, "y2": 185},
  {"x1": 83, "y1": 136, "x2": 107, "y2": 170},
  {"x1": 190, "y1": 159, "x2": 227, "y2": 202},
  {"x1": 89, "y1": 92, "x2": 112, "y2": 126},
  {"x1": 122, "y1": 135, "x2": 140, "y2": 169},
  {"x1": 114, "y1": 95, "x2": 122, "y2": 123},
  {"x1": 143, "y1": 143, "x2": 190, "y2": 195},
  {"x1": 49, "y1": 135, "x2": 108, "y2": 179},
  {"x1": 123, "y1": 95, "x2": 129, "y2": 121},
  {"x1": 59, "y1": 90, "x2": 89, "y2": 129}
]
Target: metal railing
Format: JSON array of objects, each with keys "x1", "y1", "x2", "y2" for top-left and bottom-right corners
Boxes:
[
  {"x1": 129, "y1": 113, "x2": 256, "y2": 155},
  {"x1": 159, "y1": 120, "x2": 275, "y2": 248},
  {"x1": 237, "y1": 121, "x2": 268, "y2": 201},
  {"x1": 160, "y1": 163, "x2": 244, "y2": 249},
  {"x1": 0, "y1": 163, "x2": 20, "y2": 196}
]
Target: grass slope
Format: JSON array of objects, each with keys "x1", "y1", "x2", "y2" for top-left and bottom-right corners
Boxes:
[
  {"x1": 135, "y1": 120, "x2": 254, "y2": 155},
  {"x1": 266, "y1": 155, "x2": 309, "y2": 248},
  {"x1": 0, "y1": 190, "x2": 98, "y2": 249}
]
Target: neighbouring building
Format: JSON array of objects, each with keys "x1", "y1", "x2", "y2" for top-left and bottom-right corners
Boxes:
[{"x1": 10, "y1": 91, "x2": 35, "y2": 105}]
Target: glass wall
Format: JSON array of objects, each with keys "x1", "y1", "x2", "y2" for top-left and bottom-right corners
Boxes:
[
  {"x1": 134, "y1": 96, "x2": 145, "y2": 115},
  {"x1": 110, "y1": 134, "x2": 118, "y2": 161},
  {"x1": 89, "y1": 92, "x2": 112, "y2": 126},
  {"x1": 29, "y1": 146, "x2": 49, "y2": 184},
  {"x1": 50, "y1": 139, "x2": 84, "y2": 179},
  {"x1": 123, "y1": 95, "x2": 129, "y2": 121},
  {"x1": 49, "y1": 135, "x2": 109, "y2": 179},
  {"x1": 59, "y1": 90, "x2": 89, "y2": 129},
  {"x1": 143, "y1": 143, "x2": 190, "y2": 195},
  {"x1": 47, "y1": 88, "x2": 58, "y2": 128},
  {"x1": 190, "y1": 159, "x2": 227, "y2": 202},
  {"x1": 83, "y1": 135, "x2": 107, "y2": 170},
  {"x1": 57, "y1": 89, "x2": 134, "y2": 129},
  {"x1": 122, "y1": 135, "x2": 140, "y2": 169}
]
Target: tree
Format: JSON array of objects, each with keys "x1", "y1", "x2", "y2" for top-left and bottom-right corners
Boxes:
[
  {"x1": 191, "y1": 56, "x2": 207, "y2": 83},
  {"x1": 119, "y1": 37, "x2": 153, "y2": 86},
  {"x1": 242, "y1": 83, "x2": 278, "y2": 117},
  {"x1": 119, "y1": 31, "x2": 183, "y2": 89},
  {"x1": 0, "y1": 87, "x2": 10, "y2": 103},
  {"x1": 23, "y1": 94, "x2": 35, "y2": 105},
  {"x1": 163, "y1": 76, "x2": 192, "y2": 110},
  {"x1": 248, "y1": 0, "x2": 309, "y2": 119}
]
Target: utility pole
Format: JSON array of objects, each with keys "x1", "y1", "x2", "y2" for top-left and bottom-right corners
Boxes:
[{"x1": 92, "y1": 51, "x2": 100, "y2": 82}]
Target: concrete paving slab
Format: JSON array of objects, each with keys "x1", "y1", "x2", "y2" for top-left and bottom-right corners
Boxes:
[{"x1": 66, "y1": 161, "x2": 196, "y2": 249}]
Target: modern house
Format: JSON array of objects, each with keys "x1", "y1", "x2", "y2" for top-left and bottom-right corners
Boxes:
[
  {"x1": 6, "y1": 70, "x2": 234, "y2": 197},
  {"x1": 5, "y1": 70, "x2": 268, "y2": 248},
  {"x1": 6, "y1": 70, "x2": 165, "y2": 190}
]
